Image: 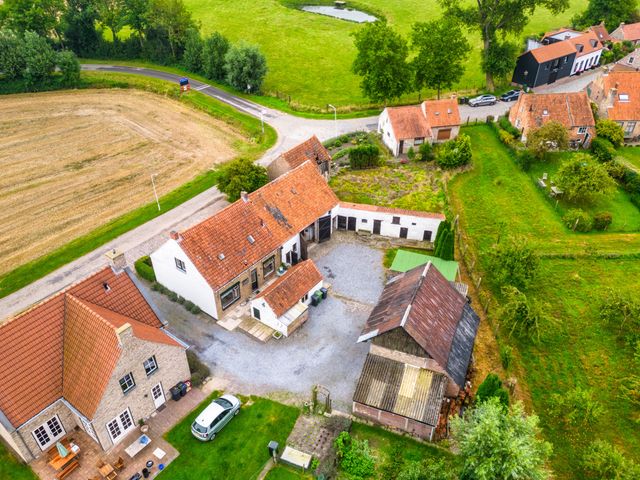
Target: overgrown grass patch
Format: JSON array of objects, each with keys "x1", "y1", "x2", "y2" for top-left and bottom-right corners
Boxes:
[
  {"x1": 616, "y1": 146, "x2": 640, "y2": 172},
  {"x1": 0, "y1": 442, "x2": 37, "y2": 480},
  {"x1": 264, "y1": 465, "x2": 312, "y2": 479},
  {"x1": 161, "y1": 395, "x2": 299, "y2": 480}
]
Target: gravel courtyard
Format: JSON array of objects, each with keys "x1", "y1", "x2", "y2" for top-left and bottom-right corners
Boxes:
[{"x1": 151, "y1": 234, "x2": 386, "y2": 411}]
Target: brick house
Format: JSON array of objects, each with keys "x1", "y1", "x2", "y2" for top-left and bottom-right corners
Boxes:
[
  {"x1": 352, "y1": 262, "x2": 480, "y2": 440},
  {"x1": 611, "y1": 22, "x2": 640, "y2": 45},
  {"x1": 267, "y1": 135, "x2": 332, "y2": 180},
  {"x1": 151, "y1": 158, "x2": 444, "y2": 323},
  {"x1": 509, "y1": 92, "x2": 596, "y2": 148},
  {"x1": 588, "y1": 70, "x2": 640, "y2": 141},
  {"x1": 378, "y1": 99, "x2": 461, "y2": 156},
  {"x1": 0, "y1": 264, "x2": 190, "y2": 463}
]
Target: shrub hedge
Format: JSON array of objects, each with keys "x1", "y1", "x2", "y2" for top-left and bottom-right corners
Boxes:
[
  {"x1": 134, "y1": 256, "x2": 156, "y2": 282},
  {"x1": 349, "y1": 144, "x2": 380, "y2": 169}
]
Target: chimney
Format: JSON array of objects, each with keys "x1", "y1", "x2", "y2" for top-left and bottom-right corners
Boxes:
[
  {"x1": 115, "y1": 323, "x2": 133, "y2": 345},
  {"x1": 241, "y1": 191, "x2": 249, "y2": 202},
  {"x1": 170, "y1": 230, "x2": 181, "y2": 241},
  {"x1": 105, "y1": 248, "x2": 126, "y2": 272}
]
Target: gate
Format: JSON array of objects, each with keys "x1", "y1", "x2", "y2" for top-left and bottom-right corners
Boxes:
[{"x1": 318, "y1": 215, "x2": 332, "y2": 242}]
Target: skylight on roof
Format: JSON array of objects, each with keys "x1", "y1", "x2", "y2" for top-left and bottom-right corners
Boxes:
[
  {"x1": 543, "y1": 109, "x2": 549, "y2": 115},
  {"x1": 248, "y1": 235, "x2": 255, "y2": 244},
  {"x1": 218, "y1": 253, "x2": 225, "y2": 260},
  {"x1": 619, "y1": 94, "x2": 630, "y2": 102}
]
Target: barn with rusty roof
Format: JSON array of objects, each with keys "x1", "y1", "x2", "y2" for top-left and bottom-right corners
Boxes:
[
  {"x1": 352, "y1": 262, "x2": 479, "y2": 440},
  {"x1": 267, "y1": 135, "x2": 332, "y2": 180}
]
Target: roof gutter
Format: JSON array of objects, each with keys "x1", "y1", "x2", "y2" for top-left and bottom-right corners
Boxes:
[{"x1": 357, "y1": 329, "x2": 379, "y2": 343}]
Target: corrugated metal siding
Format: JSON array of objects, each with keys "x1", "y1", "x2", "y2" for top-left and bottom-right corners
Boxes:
[{"x1": 445, "y1": 303, "x2": 480, "y2": 387}]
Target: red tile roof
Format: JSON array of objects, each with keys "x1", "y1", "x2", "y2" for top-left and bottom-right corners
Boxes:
[
  {"x1": 0, "y1": 267, "x2": 178, "y2": 427},
  {"x1": 617, "y1": 22, "x2": 640, "y2": 41},
  {"x1": 386, "y1": 105, "x2": 431, "y2": 140},
  {"x1": 338, "y1": 202, "x2": 445, "y2": 220},
  {"x1": 178, "y1": 161, "x2": 339, "y2": 290},
  {"x1": 601, "y1": 71, "x2": 640, "y2": 121},
  {"x1": 530, "y1": 30, "x2": 602, "y2": 62},
  {"x1": 358, "y1": 263, "x2": 479, "y2": 388},
  {"x1": 589, "y1": 23, "x2": 611, "y2": 43},
  {"x1": 422, "y1": 98, "x2": 460, "y2": 128},
  {"x1": 256, "y1": 260, "x2": 323, "y2": 317},
  {"x1": 509, "y1": 92, "x2": 595, "y2": 138},
  {"x1": 280, "y1": 136, "x2": 331, "y2": 170}
]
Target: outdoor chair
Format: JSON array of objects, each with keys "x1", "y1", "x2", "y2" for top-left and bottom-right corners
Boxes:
[
  {"x1": 96, "y1": 460, "x2": 106, "y2": 469},
  {"x1": 114, "y1": 457, "x2": 125, "y2": 471}
]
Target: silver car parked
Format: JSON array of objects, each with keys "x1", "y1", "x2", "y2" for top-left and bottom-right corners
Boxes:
[
  {"x1": 468, "y1": 94, "x2": 497, "y2": 107},
  {"x1": 191, "y1": 394, "x2": 241, "y2": 441}
]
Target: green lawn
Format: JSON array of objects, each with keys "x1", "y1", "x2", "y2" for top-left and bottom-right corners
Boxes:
[
  {"x1": 0, "y1": 72, "x2": 276, "y2": 300},
  {"x1": 615, "y1": 145, "x2": 640, "y2": 172},
  {"x1": 182, "y1": 0, "x2": 588, "y2": 110},
  {"x1": 348, "y1": 422, "x2": 454, "y2": 479},
  {"x1": 329, "y1": 162, "x2": 447, "y2": 213},
  {"x1": 161, "y1": 395, "x2": 300, "y2": 480},
  {"x1": 0, "y1": 442, "x2": 37, "y2": 480},
  {"x1": 448, "y1": 125, "x2": 640, "y2": 478},
  {"x1": 264, "y1": 465, "x2": 312, "y2": 479},
  {"x1": 529, "y1": 152, "x2": 640, "y2": 233}
]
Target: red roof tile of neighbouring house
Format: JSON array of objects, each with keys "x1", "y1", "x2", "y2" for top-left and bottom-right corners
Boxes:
[
  {"x1": 0, "y1": 267, "x2": 178, "y2": 427},
  {"x1": 279, "y1": 135, "x2": 331, "y2": 170},
  {"x1": 509, "y1": 92, "x2": 595, "y2": 139},
  {"x1": 256, "y1": 260, "x2": 323, "y2": 318},
  {"x1": 613, "y1": 22, "x2": 640, "y2": 42},
  {"x1": 338, "y1": 202, "x2": 445, "y2": 220},
  {"x1": 357, "y1": 263, "x2": 480, "y2": 388},
  {"x1": 178, "y1": 161, "x2": 339, "y2": 291},
  {"x1": 421, "y1": 99, "x2": 461, "y2": 128},
  {"x1": 600, "y1": 71, "x2": 640, "y2": 121},
  {"x1": 589, "y1": 23, "x2": 611, "y2": 43},
  {"x1": 386, "y1": 105, "x2": 432, "y2": 141},
  {"x1": 529, "y1": 30, "x2": 602, "y2": 62}
]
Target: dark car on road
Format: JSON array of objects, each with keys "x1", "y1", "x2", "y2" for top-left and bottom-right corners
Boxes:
[{"x1": 500, "y1": 90, "x2": 522, "y2": 102}]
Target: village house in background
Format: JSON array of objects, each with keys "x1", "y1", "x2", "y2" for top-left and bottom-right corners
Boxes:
[
  {"x1": 151, "y1": 159, "x2": 444, "y2": 324},
  {"x1": 378, "y1": 98, "x2": 461, "y2": 156},
  {"x1": 588, "y1": 70, "x2": 640, "y2": 141},
  {"x1": 614, "y1": 49, "x2": 640, "y2": 72},
  {"x1": 513, "y1": 27, "x2": 605, "y2": 88},
  {"x1": 509, "y1": 91, "x2": 596, "y2": 147},
  {"x1": 352, "y1": 262, "x2": 480, "y2": 440},
  {"x1": 267, "y1": 135, "x2": 332, "y2": 180},
  {"x1": 611, "y1": 22, "x2": 640, "y2": 45},
  {"x1": 0, "y1": 263, "x2": 190, "y2": 463}
]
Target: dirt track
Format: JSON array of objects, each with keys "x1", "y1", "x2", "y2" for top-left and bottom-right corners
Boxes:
[{"x1": 0, "y1": 89, "x2": 242, "y2": 276}]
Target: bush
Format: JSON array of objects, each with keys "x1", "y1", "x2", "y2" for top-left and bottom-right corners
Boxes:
[
  {"x1": 500, "y1": 344, "x2": 513, "y2": 370},
  {"x1": 563, "y1": 208, "x2": 594, "y2": 232},
  {"x1": 177, "y1": 295, "x2": 186, "y2": 304},
  {"x1": 349, "y1": 144, "x2": 380, "y2": 169},
  {"x1": 436, "y1": 133, "x2": 472, "y2": 169},
  {"x1": 184, "y1": 300, "x2": 195, "y2": 311},
  {"x1": 217, "y1": 157, "x2": 269, "y2": 202},
  {"x1": 22, "y1": 31, "x2": 56, "y2": 87},
  {"x1": 407, "y1": 146, "x2": 415, "y2": 160},
  {"x1": 488, "y1": 237, "x2": 540, "y2": 291},
  {"x1": 593, "y1": 211, "x2": 613, "y2": 231},
  {"x1": 418, "y1": 142, "x2": 434, "y2": 161},
  {"x1": 190, "y1": 304, "x2": 202, "y2": 314},
  {"x1": 590, "y1": 137, "x2": 615, "y2": 163},
  {"x1": 202, "y1": 32, "x2": 229, "y2": 82},
  {"x1": 168, "y1": 291, "x2": 178, "y2": 302},
  {"x1": 498, "y1": 116, "x2": 521, "y2": 137},
  {"x1": 498, "y1": 129, "x2": 515, "y2": 147},
  {"x1": 550, "y1": 387, "x2": 604, "y2": 428},
  {"x1": 596, "y1": 119, "x2": 624, "y2": 147},
  {"x1": 557, "y1": 154, "x2": 616, "y2": 203},
  {"x1": 476, "y1": 373, "x2": 510, "y2": 407},
  {"x1": 56, "y1": 50, "x2": 81, "y2": 86},
  {"x1": 134, "y1": 256, "x2": 156, "y2": 282},
  {"x1": 334, "y1": 432, "x2": 375, "y2": 479},
  {"x1": 515, "y1": 149, "x2": 535, "y2": 171},
  {"x1": 151, "y1": 282, "x2": 161, "y2": 291},
  {"x1": 581, "y1": 440, "x2": 640, "y2": 480},
  {"x1": 187, "y1": 350, "x2": 211, "y2": 387},
  {"x1": 339, "y1": 134, "x2": 350, "y2": 144},
  {"x1": 526, "y1": 121, "x2": 569, "y2": 159}
]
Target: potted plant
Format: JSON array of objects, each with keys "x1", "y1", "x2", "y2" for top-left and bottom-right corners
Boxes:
[{"x1": 139, "y1": 418, "x2": 149, "y2": 433}]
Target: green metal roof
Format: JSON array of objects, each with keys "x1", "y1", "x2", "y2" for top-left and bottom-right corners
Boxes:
[{"x1": 390, "y1": 250, "x2": 459, "y2": 282}]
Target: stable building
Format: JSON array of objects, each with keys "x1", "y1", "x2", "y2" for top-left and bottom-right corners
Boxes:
[
  {"x1": 588, "y1": 70, "x2": 640, "y2": 141},
  {"x1": 267, "y1": 135, "x2": 331, "y2": 180},
  {"x1": 352, "y1": 262, "x2": 480, "y2": 440}
]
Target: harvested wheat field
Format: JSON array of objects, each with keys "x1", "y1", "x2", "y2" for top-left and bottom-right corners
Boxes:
[{"x1": 0, "y1": 89, "x2": 243, "y2": 276}]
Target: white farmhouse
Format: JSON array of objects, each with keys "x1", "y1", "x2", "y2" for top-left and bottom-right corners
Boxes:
[{"x1": 378, "y1": 98, "x2": 461, "y2": 156}]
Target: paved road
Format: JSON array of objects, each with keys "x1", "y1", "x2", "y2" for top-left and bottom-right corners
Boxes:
[{"x1": 0, "y1": 64, "x2": 600, "y2": 320}]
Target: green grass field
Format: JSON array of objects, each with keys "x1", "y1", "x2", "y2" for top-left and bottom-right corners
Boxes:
[
  {"x1": 161, "y1": 395, "x2": 300, "y2": 480},
  {"x1": 448, "y1": 125, "x2": 640, "y2": 478},
  {"x1": 616, "y1": 146, "x2": 640, "y2": 172},
  {"x1": 0, "y1": 72, "x2": 276, "y2": 299},
  {"x1": 264, "y1": 465, "x2": 312, "y2": 479},
  {"x1": 183, "y1": 0, "x2": 588, "y2": 110},
  {"x1": 0, "y1": 442, "x2": 37, "y2": 480}
]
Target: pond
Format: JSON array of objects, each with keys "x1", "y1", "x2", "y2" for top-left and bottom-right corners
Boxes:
[{"x1": 301, "y1": 5, "x2": 377, "y2": 23}]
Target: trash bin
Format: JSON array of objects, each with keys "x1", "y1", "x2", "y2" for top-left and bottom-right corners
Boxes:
[
  {"x1": 170, "y1": 385, "x2": 181, "y2": 401},
  {"x1": 268, "y1": 440, "x2": 279, "y2": 457},
  {"x1": 178, "y1": 382, "x2": 188, "y2": 397},
  {"x1": 320, "y1": 287, "x2": 328, "y2": 299},
  {"x1": 142, "y1": 468, "x2": 150, "y2": 479},
  {"x1": 311, "y1": 295, "x2": 319, "y2": 307}
]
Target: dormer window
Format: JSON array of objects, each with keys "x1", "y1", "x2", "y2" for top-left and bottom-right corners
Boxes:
[
  {"x1": 543, "y1": 109, "x2": 549, "y2": 116},
  {"x1": 619, "y1": 94, "x2": 630, "y2": 102}
]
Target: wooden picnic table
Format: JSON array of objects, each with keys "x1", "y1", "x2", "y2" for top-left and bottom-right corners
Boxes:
[{"x1": 48, "y1": 441, "x2": 80, "y2": 471}]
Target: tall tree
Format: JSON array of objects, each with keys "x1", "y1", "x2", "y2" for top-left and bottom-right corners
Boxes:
[
  {"x1": 123, "y1": 0, "x2": 149, "y2": 48},
  {"x1": 0, "y1": 0, "x2": 63, "y2": 38},
  {"x1": 182, "y1": 29, "x2": 203, "y2": 73},
  {"x1": 202, "y1": 32, "x2": 229, "y2": 82},
  {"x1": 96, "y1": 0, "x2": 126, "y2": 47},
  {"x1": 556, "y1": 154, "x2": 616, "y2": 203},
  {"x1": 147, "y1": 0, "x2": 196, "y2": 59},
  {"x1": 440, "y1": 0, "x2": 569, "y2": 91},
  {"x1": 217, "y1": 158, "x2": 268, "y2": 202},
  {"x1": 573, "y1": 0, "x2": 639, "y2": 32},
  {"x1": 451, "y1": 398, "x2": 552, "y2": 480},
  {"x1": 224, "y1": 41, "x2": 267, "y2": 93},
  {"x1": 62, "y1": 0, "x2": 101, "y2": 56},
  {"x1": 0, "y1": 28, "x2": 26, "y2": 79},
  {"x1": 411, "y1": 16, "x2": 470, "y2": 98},
  {"x1": 352, "y1": 20, "x2": 412, "y2": 104}
]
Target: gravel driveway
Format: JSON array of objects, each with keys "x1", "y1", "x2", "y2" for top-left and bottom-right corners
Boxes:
[{"x1": 152, "y1": 235, "x2": 385, "y2": 411}]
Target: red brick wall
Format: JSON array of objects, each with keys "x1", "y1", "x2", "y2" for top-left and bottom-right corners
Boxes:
[{"x1": 352, "y1": 402, "x2": 434, "y2": 440}]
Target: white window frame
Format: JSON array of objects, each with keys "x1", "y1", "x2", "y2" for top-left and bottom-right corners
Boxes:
[
  {"x1": 32, "y1": 414, "x2": 66, "y2": 451},
  {"x1": 119, "y1": 372, "x2": 136, "y2": 394},
  {"x1": 263, "y1": 255, "x2": 276, "y2": 278},
  {"x1": 625, "y1": 121, "x2": 637, "y2": 136},
  {"x1": 220, "y1": 282, "x2": 241, "y2": 310},
  {"x1": 143, "y1": 356, "x2": 158, "y2": 376},
  {"x1": 106, "y1": 408, "x2": 135, "y2": 444},
  {"x1": 175, "y1": 257, "x2": 186, "y2": 273},
  {"x1": 578, "y1": 127, "x2": 588, "y2": 134}
]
